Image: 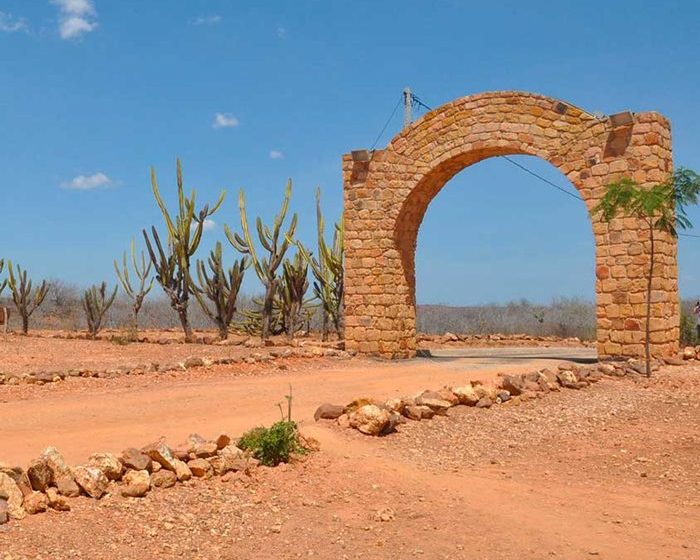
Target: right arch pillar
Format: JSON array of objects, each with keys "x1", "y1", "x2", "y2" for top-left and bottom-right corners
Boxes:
[{"x1": 592, "y1": 114, "x2": 678, "y2": 357}]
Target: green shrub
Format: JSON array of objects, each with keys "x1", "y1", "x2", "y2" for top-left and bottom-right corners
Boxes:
[{"x1": 238, "y1": 420, "x2": 305, "y2": 466}]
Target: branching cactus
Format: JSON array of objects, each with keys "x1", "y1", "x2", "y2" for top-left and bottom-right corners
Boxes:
[
  {"x1": 114, "y1": 239, "x2": 154, "y2": 338},
  {"x1": 83, "y1": 282, "x2": 118, "y2": 339},
  {"x1": 239, "y1": 297, "x2": 285, "y2": 336},
  {"x1": 143, "y1": 159, "x2": 225, "y2": 342},
  {"x1": 191, "y1": 241, "x2": 247, "y2": 340},
  {"x1": 279, "y1": 253, "x2": 310, "y2": 339},
  {"x1": 225, "y1": 179, "x2": 297, "y2": 339},
  {"x1": 6, "y1": 262, "x2": 49, "y2": 334},
  {"x1": 292, "y1": 188, "x2": 344, "y2": 340}
]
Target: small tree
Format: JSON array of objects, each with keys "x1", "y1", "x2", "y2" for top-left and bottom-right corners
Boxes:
[
  {"x1": 143, "y1": 159, "x2": 225, "y2": 342},
  {"x1": 83, "y1": 282, "x2": 118, "y2": 339},
  {"x1": 225, "y1": 180, "x2": 297, "y2": 339},
  {"x1": 191, "y1": 241, "x2": 247, "y2": 340},
  {"x1": 114, "y1": 239, "x2": 154, "y2": 338},
  {"x1": 594, "y1": 168, "x2": 700, "y2": 375},
  {"x1": 292, "y1": 188, "x2": 344, "y2": 340},
  {"x1": 6, "y1": 262, "x2": 49, "y2": 334}
]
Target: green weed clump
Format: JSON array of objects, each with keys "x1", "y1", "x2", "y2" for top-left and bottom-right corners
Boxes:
[
  {"x1": 238, "y1": 385, "x2": 307, "y2": 466},
  {"x1": 238, "y1": 420, "x2": 305, "y2": 466}
]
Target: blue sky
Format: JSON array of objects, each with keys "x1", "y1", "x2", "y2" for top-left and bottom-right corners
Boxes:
[{"x1": 1, "y1": 1, "x2": 699, "y2": 304}]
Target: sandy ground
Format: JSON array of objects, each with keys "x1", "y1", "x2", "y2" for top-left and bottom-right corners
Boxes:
[
  {"x1": 0, "y1": 331, "x2": 283, "y2": 375},
  {"x1": 0, "y1": 330, "x2": 589, "y2": 375},
  {"x1": 1, "y1": 365, "x2": 697, "y2": 560},
  {"x1": 0, "y1": 349, "x2": 577, "y2": 465}
]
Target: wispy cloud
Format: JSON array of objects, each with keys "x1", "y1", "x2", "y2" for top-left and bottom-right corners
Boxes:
[
  {"x1": 0, "y1": 12, "x2": 28, "y2": 33},
  {"x1": 269, "y1": 150, "x2": 284, "y2": 160},
  {"x1": 191, "y1": 15, "x2": 222, "y2": 26},
  {"x1": 202, "y1": 218, "x2": 216, "y2": 232},
  {"x1": 61, "y1": 172, "x2": 114, "y2": 190},
  {"x1": 51, "y1": 0, "x2": 98, "y2": 40},
  {"x1": 276, "y1": 25, "x2": 287, "y2": 39},
  {"x1": 212, "y1": 113, "x2": 239, "y2": 129}
]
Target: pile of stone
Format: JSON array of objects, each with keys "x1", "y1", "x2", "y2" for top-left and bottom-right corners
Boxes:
[
  {"x1": 0, "y1": 347, "x2": 352, "y2": 387},
  {"x1": 315, "y1": 360, "x2": 653, "y2": 436},
  {"x1": 0, "y1": 433, "x2": 258, "y2": 525}
]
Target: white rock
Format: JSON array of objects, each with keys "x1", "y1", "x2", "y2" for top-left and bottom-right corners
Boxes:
[
  {"x1": 451, "y1": 385, "x2": 479, "y2": 406},
  {"x1": 348, "y1": 405, "x2": 390, "y2": 436},
  {"x1": 72, "y1": 466, "x2": 109, "y2": 499},
  {"x1": 88, "y1": 453, "x2": 124, "y2": 481},
  {"x1": 121, "y1": 470, "x2": 151, "y2": 497}
]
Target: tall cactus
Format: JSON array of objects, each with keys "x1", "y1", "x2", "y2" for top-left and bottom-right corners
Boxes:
[
  {"x1": 225, "y1": 179, "x2": 297, "y2": 339},
  {"x1": 279, "y1": 253, "x2": 310, "y2": 339},
  {"x1": 83, "y1": 282, "x2": 118, "y2": 339},
  {"x1": 0, "y1": 259, "x2": 6, "y2": 296},
  {"x1": 6, "y1": 262, "x2": 49, "y2": 334},
  {"x1": 143, "y1": 159, "x2": 225, "y2": 342},
  {"x1": 293, "y1": 188, "x2": 344, "y2": 340},
  {"x1": 114, "y1": 239, "x2": 154, "y2": 337},
  {"x1": 191, "y1": 241, "x2": 247, "y2": 340}
]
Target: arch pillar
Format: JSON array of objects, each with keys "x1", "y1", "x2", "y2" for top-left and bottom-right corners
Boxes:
[{"x1": 342, "y1": 91, "x2": 678, "y2": 359}]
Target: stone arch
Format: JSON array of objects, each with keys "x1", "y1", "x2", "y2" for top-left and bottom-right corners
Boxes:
[{"x1": 342, "y1": 91, "x2": 678, "y2": 359}]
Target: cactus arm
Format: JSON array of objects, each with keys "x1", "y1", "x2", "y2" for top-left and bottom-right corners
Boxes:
[
  {"x1": 114, "y1": 252, "x2": 134, "y2": 299},
  {"x1": 151, "y1": 167, "x2": 177, "y2": 240},
  {"x1": 257, "y1": 217, "x2": 273, "y2": 253},
  {"x1": 235, "y1": 188, "x2": 266, "y2": 284}
]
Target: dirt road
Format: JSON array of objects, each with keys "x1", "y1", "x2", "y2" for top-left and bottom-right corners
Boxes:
[
  {"x1": 0, "y1": 349, "x2": 582, "y2": 465},
  {"x1": 2, "y1": 365, "x2": 697, "y2": 560}
]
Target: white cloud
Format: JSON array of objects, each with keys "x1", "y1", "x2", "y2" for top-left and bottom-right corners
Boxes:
[
  {"x1": 58, "y1": 16, "x2": 97, "y2": 39},
  {"x1": 61, "y1": 172, "x2": 114, "y2": 190},
  {"x1": 51, "y1": 0, "x2": 98, "y2": 40},
  {"x1": 269, "y1": 150, "x2": 284, "y2": 160},
  {"x1": 202, "y1": 219, "x2": 216, "y2": 232},
  {"x1": 191, "y1": 15, "x2": 222, "y2": 26},
  {"x1": 0, "y1": 12, "x2": 28, "y2": 33},
  {"x1": 52, "y1": 0, "x2": 95, "y2": 16},
  {"x1": 276, "y1": 25, "x2": 287, "y2": 39},
  {"x1": 212, "y1": 113, "x2": 239, "y2": 129}
]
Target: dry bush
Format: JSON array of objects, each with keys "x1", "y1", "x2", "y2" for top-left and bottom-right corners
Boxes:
[
  {"x1": 0, "y1": 282, "x2": 263, "y2": 334},
  {"x1": 680, "y1": 298, "x2": 699, "y2": 346},
  {"x1": 417, "y1": 297, "x2": 596, "y2": 340}
]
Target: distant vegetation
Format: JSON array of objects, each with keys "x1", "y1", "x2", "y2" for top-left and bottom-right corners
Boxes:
[
  {"x1": 417, "y1": 298, "x2": 596, "y2": 340},
  {"x1": 680, "y1": 300, "x2": 699, "y2": 347},
  {"x1": 0, "y1": 281, "x2": 604, "y2": 340}
]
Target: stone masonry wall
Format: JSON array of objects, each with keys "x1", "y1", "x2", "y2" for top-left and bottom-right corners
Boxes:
[{"x1": 343, "y1": 91, "x2": 677, "y2": 359}]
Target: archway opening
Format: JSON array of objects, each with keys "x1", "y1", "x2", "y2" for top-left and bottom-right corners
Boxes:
[{"x1": 413, "y1": 155, "x2": 595, "y2": 346}]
